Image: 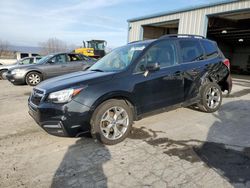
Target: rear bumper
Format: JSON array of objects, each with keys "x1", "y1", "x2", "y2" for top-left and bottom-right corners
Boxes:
[
  {"x1": 6, "y1": 73, "x2": 26, "y2": 84},
  {"x1": 28, "y1": 99, "x2": 92, "y2": 137}
]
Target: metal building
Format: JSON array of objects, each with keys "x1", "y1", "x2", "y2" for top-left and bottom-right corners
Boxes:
[{"x1": 128, "y1": 0, "x2": 250, "y2": 75}]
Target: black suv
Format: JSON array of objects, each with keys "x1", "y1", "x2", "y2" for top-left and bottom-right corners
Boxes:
[{"x1": 28, "y1": 35, "x2": 232, "y2": 145}]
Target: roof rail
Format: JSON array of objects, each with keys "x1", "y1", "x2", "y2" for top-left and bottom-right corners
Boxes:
[
  {"x1": 128, "y1": 40, "x2": 142, "y2": 44},
  {"x1": 159, "y1": 34, "x2": 205, "y2": 39}
]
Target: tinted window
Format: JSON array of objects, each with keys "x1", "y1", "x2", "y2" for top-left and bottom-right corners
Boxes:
[
  {"x1": 50, "y1": 54, "x2": 67, "y2": 64},
  {"x1": 135, "y1": 40, "x2": 177, "y2": 73},
  {"x1": 67, "y1": 54, "x2": 82, "y2": 62},
  {"x1": 179, "y1": 40, "x2": 204, "y2": 63},
  {"x1": 201, "y1": 40, "x2": 218, "y2": 59}
]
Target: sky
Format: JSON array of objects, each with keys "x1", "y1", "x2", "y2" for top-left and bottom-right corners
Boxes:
[{"x1": 0, "y1": 0, "x2": 222, "y2": 48}]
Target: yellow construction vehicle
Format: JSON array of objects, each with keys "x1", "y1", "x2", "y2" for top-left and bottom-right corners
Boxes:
[{"x1": 74, "y1": 40, "x2": 107, "y2": 59}]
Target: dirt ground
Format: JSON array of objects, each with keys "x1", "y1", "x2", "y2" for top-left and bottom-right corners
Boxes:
[{"x1": 0, "y1": 77, "x2": 250, "y2": 188}]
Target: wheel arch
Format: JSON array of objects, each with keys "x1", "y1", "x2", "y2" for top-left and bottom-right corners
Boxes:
[
  {"x1": 25, "y1": 70, "x2": 43, "y2": 79},
  {"x1": 200, "y1": 71, "x2": 231, "y2": 93},
  {"x1": 90, "y1": 91, "x2": 137, "y2": 121},
  {"x1": 25, "y1": 70, "x2": 43, "y2": 84}
]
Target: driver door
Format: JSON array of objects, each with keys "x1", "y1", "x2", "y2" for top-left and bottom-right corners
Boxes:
[
  {"x1": 42, "y1": 54, "x2": 67, "y2": 79},
  {"x1": 132, "y1": 40, "x2": 184, "y2": 114}
]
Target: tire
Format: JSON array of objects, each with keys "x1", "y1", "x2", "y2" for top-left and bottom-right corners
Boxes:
[
  {"x1": 26, "y1": 72, "x2": 42, "y2": 86},
  {"x1": 198, "y1": 82, "x2": 222, "y2": 113},
  {"x1": 90, "y1": 99, "x2": 133, "y2": 145},
  {"x1": 0, "y1": 70, "x2": 7, "y2": 80}
]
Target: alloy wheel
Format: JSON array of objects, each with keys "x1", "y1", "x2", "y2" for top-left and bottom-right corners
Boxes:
[
  {"x1": 100, "y1": 106, "x2": 129, "y2": 140},
  {"x1": 28, "y1": 73, "x2": 41, "y2": 85},
  {"x1": 206, "y1": 86, "x2": 221, "y2": 109}
]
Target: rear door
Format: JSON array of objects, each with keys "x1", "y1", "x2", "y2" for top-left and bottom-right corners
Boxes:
[
  {"x1": 177, "y1": 39, "x2": 206, "y2": 100},
  {"x1": 133, "y1": 40, "x2": 184, "y2": 114}
]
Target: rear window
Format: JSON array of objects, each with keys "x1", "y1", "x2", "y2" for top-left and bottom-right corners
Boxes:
[
  {"x1": 179, "y1": 39, "x2": 204, "y2": 63},
  {"x1": 201, "y1": 40, "x2": 218, "y2": 59}
]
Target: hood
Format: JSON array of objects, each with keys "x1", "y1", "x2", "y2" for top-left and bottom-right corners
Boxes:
[{"x1": 36, "y1": 70, "x2": 115, "y2": 93}]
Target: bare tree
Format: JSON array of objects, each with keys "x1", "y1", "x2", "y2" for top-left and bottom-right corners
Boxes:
[
  {"x1": 0, "y1": 40, "x2": 10, "y2": 58},
  {"x1": 39, "y1": 38, "x2": 69, "y2": 55}
]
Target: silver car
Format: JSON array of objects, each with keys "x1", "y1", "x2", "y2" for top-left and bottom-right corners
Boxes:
[
  {"x1": 6, "y1": 53, "x2": 95, "y2": 86},
  {"x1": 0, "y1": 56, "x2": 42, "y2": 79}
]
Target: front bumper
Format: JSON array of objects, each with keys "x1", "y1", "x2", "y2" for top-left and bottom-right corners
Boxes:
[
  {"x1": 28, "y1": 99, "x2": 92, "y2": 137},
  {"x1": 6, "y1": 73, "x2": 26, "y2": 84}
]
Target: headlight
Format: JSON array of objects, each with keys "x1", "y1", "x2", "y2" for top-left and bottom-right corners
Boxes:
[
  {"x1": 12, "y1": 69, "x2": 25, "y2": 75},
  {"x1": 48, "y1": 88, "x2": 83, "y2": 103}
]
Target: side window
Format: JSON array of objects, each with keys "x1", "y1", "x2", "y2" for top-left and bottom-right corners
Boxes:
[
  {"x1": 135, "y1": 40, "x2": 177, "y2": 73},
  {"x1": 179, "y1": 40, "x2": 204, "y2": 63},
  {"x1": 21, "y1": 58, "x2": 31, "y2": 65},
  {"x1": 67, "y1": 54, "x2": 82, "y2": 62},
  {"x1": 50, "y1": 54, "x2": 67, "y2": 64},
  {"x1": 201, "y1": 40, "x2": 218, "y2": 59}
]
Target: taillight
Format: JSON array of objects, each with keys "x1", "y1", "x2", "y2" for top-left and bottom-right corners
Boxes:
[{"x1": 223, "y1": 59, "x2": 230, "y2": 70}]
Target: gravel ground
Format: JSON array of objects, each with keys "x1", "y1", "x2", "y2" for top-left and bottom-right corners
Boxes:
[{"x1": 0, "y1": 78, "x2": 250, "y2": 188}]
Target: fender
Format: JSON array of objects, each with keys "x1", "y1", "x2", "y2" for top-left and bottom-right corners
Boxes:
[
  {"x1": 89, "y1": 90, "x2": 138, "y2": 120},
  {"x1": 25, "y1": 69, "x2": 44, "y2": 79}
]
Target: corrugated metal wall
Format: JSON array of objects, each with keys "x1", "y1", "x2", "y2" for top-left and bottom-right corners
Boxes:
[{"x1": 128, "y1": 1, "x2": 250, "y2": 42}]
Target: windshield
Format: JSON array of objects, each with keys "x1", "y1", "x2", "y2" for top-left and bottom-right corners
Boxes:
[
  {"x1": 88, "y1": 41, "x2": 105, "y2": 50},
  {"x1": 35, "y1": 55, "x2": 53, "y2": 64},
  {"x1": 89, "y1": 43, "x2": 147, "y2": 72}
]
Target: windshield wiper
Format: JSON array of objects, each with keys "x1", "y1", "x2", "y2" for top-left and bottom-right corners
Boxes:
[{"x1": 90, "y1": 69, "x2": 104, "y2": 72}]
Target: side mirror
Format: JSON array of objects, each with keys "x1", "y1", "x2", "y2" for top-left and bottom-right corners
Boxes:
[{"x1": 146, "y1": 62, "x2": 160, "y2": 72}]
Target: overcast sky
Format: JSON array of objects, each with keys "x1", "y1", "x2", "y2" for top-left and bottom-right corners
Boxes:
[{"x1": 0, "y1": 0, "x2": 221, "y2": 48}]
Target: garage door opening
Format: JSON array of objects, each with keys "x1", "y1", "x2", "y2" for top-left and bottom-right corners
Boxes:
[
  {"x1": 207, "y1": 10, "x2": 250, "y2": 75},
  {"x1": 142, "y1": 20, "x2": 179, "y2": 40}
]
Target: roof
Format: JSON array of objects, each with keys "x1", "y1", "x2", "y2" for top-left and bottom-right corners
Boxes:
[
  {"x1": 128, "y1": 39, "x2": 155, "y2": 45},
  {"x1": 128, "y1": 0, "x2": 238, "y2": 22},
  {"x1": 8, "y1": 45, "x2": 42, "y2": 54}
]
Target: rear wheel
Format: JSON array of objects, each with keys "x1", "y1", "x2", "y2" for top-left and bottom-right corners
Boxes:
[
  {"x1": 90, "y1": 99, "x2": 133, "y2": 145},
  {"x1": 198, "y1": 82, "x2": 222, "y2": 113},
  {"x1": 26, "y1": 72, "x2": 42, "y2": 86},
  {"x1": 0, "y1": 70, "x2": 7, "y2": 80}
]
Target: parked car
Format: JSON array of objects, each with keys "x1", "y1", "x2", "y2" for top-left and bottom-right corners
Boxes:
[
  {"x1": 28, "y1": 35, "x2": 232, "y2": 145},
  {"x1": 0, "y1": 56, "x2": 42, "y2": 80},
  {"x1": 6, "y1": 53, "x2": 95, "y2": 86}
]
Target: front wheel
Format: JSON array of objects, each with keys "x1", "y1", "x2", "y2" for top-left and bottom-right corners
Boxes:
[
  {"x1": 90, "y1": 99, "x2": 133, "y2": 145},
  {"x1": 26, "y1": 72, "x2": 42, "y2": 86},
  {"x1": 0, "y1": 70, "x2": 7, "y2": 80},
  {"x1": 198, "y1": 82, "x2": 222, "y2": 113}
]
